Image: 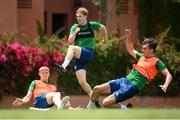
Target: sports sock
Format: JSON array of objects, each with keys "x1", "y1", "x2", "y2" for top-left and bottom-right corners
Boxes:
[
  {"x1": 120, "y1": 104, "x2": 128, "y2": 110},
  {"x1": 88, "y1": 91, "x2": 92, "y2": 97},
  {"x1": 53, "y1": 92, "x2": 63, "y2": 109},
  {"x1": 62, "y1": 58, "x2": 70, "y2": 69}
]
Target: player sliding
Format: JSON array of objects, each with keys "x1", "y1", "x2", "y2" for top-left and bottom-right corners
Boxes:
[
  {"x1": 55, "y1": 7, "x2": 108, "y2": 108},
  {"x1": 12, "y1": 66, "x2": 76, "y2": 110},
  {"x1": 90, "y1": 29, "x2": 173, "y2": 108}
]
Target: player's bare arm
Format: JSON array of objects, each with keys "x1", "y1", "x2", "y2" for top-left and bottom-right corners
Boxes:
[
  {"x1": 68, "y1": 27, "x2": 80, "y2": 44},
  {"x1": 159, "y1": 69, "x2": 173, "y2": 93},
  {"x1": 99, "y1": 24, "x2": 108, "y2": 46},
  {"x1": 12, "y1": 91, "x2": 32, "y2": 107},
  {"x1": 125, "y1": 29, "x2": 137, "y2": 59}
]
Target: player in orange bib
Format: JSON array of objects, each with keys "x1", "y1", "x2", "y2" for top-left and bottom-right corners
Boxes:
[
  {"x1": 90, "y1": 29, "x2": 173, "y2": 108},
  {"x1": 12, "y1": 66, "x2": 71, "y2": 110}
]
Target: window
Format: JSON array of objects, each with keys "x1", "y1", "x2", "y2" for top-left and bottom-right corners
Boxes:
[
  {"x1": 119, "y1": 0, "x2": 129, "y2": 14},
  {"x1": 133, "y1": 0, "x2": 139, "y2": 14},
  {"x1": 17, "y1": 0, "x2": 32, "y2": 9}
]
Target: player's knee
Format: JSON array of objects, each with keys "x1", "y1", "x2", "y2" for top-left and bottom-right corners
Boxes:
[{"x1": 93, "y1": 85, "x2": 101, "y2": 94}]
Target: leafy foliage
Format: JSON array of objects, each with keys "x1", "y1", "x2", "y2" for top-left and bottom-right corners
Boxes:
[{"x1": 0, "y1": 21, "x2": 64, "y2": 96}]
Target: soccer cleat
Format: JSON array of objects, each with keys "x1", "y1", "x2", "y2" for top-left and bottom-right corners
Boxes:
[
  {"x1": 95, "y1": 101, "x2": 101, "y2": 108},
  {"x1": 120, "y1": 104, "x2": 128, "y2": 110},
  {"x1": 62, "y1": 96, "x2": 70, "y2": 109},
  {"x1": 127, "y1": 103, "x2": 133, "y2": 108},
  {"x1": 86, "y1": 101, "x2": 96, "y2": 109},
  {"x1": 54, "y1": 63, "x2": 67, "y2": 73},
  {"x1": 120, "y1": 103, "x2": 133, "y2": 110}
]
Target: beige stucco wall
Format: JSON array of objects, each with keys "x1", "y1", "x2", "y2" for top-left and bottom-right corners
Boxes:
[
  {"x1": 44, "y1": 0, "x2": 99, "y2": 37},
  {"x1": 17, "y1": 0, "x2": 44, "y2": 39},
  {"x1": 0, "y1": 0, "x2": 17, "y2": 34},
  {"x1": 44, "y1": 0, "x2": 74, "y2": 37},
  {"x1": 110, "y1": 0, "x2": 139, "y2": 42},
  {"x1": 0, "y1": 0, "x2": 139, "y2": 41}
]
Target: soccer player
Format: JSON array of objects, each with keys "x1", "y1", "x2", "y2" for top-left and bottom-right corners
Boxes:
[
  {"x1": 55, "y1": 7, "x2": 108, "y2": 108},
  {"x1": 12, "y1": 66, "x2": 70, "y2": 110},
  {"x1": 90, "y1": 29, "x2": 173, "y2": 108}
]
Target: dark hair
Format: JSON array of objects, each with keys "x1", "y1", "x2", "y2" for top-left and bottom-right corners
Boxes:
[
  {"x1": 76, "y1": 7, "x2": 88, "y2": 16},
  {"x1": 142, "y1": 38, "x2": 158, "y2": 52}
]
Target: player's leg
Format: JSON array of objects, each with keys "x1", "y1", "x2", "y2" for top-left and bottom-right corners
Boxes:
[
  {"x1": 46, "y1": 92, "x2": 65, "y2": 109},
  {"x1": 76, "y1": 70, "x2": 92, "y2": 94},
  {"x1": 91, "y1": 82, "x2": 111, "y2": 103},
  {"x1": 34, "y1": 93, "x2": 54, "y2": 109},
  {"x1": 102, "y1": 77, "x2": 139, "y2": 108},
  {"x1": 76, "y1": 69, "x2": 97, "y2": 108},
  {"x1": 73, "y1": 48, "x2": 95, "y2": 108},
  {"x1": 102, "y1": 94, "x2": 117, "y2": 108},
  {"x1": 55, "y1": 45, "x2": 82, "y2": 72}
]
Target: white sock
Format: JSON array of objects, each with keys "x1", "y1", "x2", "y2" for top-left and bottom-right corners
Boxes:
[
  {"x1": 53, "y1": 92, "x2": 63, "y2": 109},
  {"x1": 88, "y1": 91, "x2": 94, "y2": 103},
  {"x1": 87, "y1": 91, "x2": 94, "y2": 106},
  {"x1": 62, "y1": 58, "x2": 70, "y2": 69},
  {"x1": 88, "y1": 91, "x2": 92, "y2": 97},
  {"x1": 120, "y1": 104, "x2": 128, "y2": 110}
]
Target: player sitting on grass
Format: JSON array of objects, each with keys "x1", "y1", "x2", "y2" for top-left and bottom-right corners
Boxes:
[
  {"x1": 12, "y1": 66, "x2": 73, "y2": 110},
  {"x1": 90, "y1": 29, "x2": 173, "y2": 109}
]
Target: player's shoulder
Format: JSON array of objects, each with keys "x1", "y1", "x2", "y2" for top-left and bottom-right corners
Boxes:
[
  {"x1": 89, "y1": 21, "x2": 101, "y2": 25},
  {"x1": 72, "y1": 23, "x2": 78, "y2": 28}
]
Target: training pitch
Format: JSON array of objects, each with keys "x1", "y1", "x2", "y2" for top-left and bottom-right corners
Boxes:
[{"x1": 0, "y1": 108, "x2": 180, "y2": 119}]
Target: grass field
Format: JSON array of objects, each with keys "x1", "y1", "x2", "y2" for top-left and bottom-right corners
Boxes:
[{"x1": 0, "y1": 108, "x2": 180, "y2": 119}]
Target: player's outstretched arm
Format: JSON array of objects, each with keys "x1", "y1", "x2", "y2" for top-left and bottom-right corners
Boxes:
[
  {"x1": 100, "y1": 24, "x2": 108, "y2": 47},
  {"x1": 12, "y1": 91, "x2": 32, "y2": 107},
  {"x1": 159, "y1": 69, "x2": 173, "y2": 93},
  {"x1": 125, "y1": 29, "x2": 136, "y2": 58}
]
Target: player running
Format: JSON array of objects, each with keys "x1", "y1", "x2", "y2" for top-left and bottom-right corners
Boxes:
[{"x1": 55, "y1": 7, "x2": 108, "y2": 108}]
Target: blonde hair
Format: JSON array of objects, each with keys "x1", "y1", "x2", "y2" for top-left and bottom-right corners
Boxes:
[
  {"x1": 39, "y1": 66, "x2": 49, "y2": 72},
  {"x1": 76, "y1": 7, "x2": 88, "y2": 16}
]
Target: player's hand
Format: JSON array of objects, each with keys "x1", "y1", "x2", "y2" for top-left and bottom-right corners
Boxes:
[
  {"x1": 124, "y1": 29, "x2": 132, "y2": 37},
  {"x1": 159, "y1": 84, "x2": 168, "y2": 93},
  {"x1": 12, "y1": 98, "x2": 24, "y2": 107}
]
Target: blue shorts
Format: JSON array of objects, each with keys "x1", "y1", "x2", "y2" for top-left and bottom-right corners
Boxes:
[
  {"x1": 34, "y1": 93, "x2": 53, "y2": 109},
  {"x1": 74, "y1": 48, "x2": 94, "y2": 71},
  {"x1": 109, "y1": 77, "x2": 139, "y2": 103}
]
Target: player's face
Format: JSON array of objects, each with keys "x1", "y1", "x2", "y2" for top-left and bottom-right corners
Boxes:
[
  {"x1": 76, "y1": 13, "x2": 87, "y2": 25},
  {"x1": 142, "y1": 44, "x2": 152, "y2": 57},
  {"x1": 39, "y1": 70, "x2": 50, "y2": 82}
]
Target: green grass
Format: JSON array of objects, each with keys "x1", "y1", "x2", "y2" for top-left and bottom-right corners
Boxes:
[{"x1": 0, "y1": 109, "x2": 180, "y2": 119}]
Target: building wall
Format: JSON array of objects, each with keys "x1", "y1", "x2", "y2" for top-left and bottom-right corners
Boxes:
[
  {"x1": 0, "y1": 0, "x2": 17, "y2": 34},
  {"x1": 110, "y1": 0, "x2": 139, "y2": 42},
  {"x1": 44, "y1": 0, "x2": 98, "y2": 37},
  {"x1": 17, "y1": 0, "x2": 44, "y2": 39},
  {"x1": 44, "y1": 0, "x2": 74, "y2": 37},
  {"x1": 0, "y1": 0, "x2": 139, "y2": 41}
]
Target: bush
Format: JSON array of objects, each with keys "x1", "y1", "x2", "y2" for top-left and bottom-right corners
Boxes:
[{"x1": 0, "y1": 32, "x2": 64, "y2": 97}]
